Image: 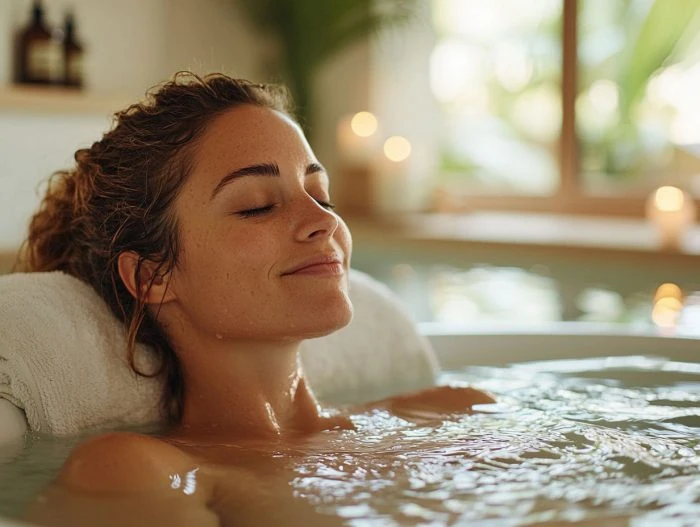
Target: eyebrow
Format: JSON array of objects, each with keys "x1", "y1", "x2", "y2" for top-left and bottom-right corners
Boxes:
[{"x1": 210, "y1": 162, "x2": 326, "y2": 200}]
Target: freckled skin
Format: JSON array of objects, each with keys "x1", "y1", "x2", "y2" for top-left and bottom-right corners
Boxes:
[
  {"x1": 164, "y1": 105, "x2": 353, "y2": 343},
  {"x1": 142, "y1": 105, "x2": 355, "y2": 439},
  {"x1": 25, "y1": 103, "x2": 496, "y2": 527}
]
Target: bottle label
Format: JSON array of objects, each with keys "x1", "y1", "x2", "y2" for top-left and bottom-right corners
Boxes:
[{"x1": 27, "y1": 40, "x2": 62, "y2": 82}]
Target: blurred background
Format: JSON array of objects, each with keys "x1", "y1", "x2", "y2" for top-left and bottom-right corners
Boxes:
[{"x1": 1, "y1": 0, "x2": 699, "y2": 335}]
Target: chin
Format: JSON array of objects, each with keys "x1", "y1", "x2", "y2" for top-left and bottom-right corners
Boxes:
[{"x1": 295, "y1": 295, "x2": 354, "y2": 340}]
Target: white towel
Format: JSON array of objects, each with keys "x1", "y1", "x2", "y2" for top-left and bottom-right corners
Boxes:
[
  {"x1": 302, "y1": 270, "x2": 439, "y2": 404},
  {"x1": 0, "y1": 270, "x2": 437, "y2": 436}
]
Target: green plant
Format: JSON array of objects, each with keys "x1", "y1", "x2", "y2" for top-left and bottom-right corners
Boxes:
[
  {"x1": 236, "y1": 0, "x2": 415, "y2": 130},
  {"x1": 584, "y1": 0, "x2": 700, "y2": 179},
  {"x1": 617, "y1": 0, "x2": 700, "y2": 122}
]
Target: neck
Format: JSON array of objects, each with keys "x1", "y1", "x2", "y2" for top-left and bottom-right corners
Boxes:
[{"x1": 172, "y1": 338, "x2": 326, "y2": 440}]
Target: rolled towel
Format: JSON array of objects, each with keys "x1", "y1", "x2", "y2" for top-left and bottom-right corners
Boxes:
[
  {"x1": 0, "y1": 272, "x2": 161, "y2": 435},
  {"x1": 0, "y1": 270, "x2": 437, "y2": 436},
  {"x1": 302, "y1": 270, "x2": 439, "y2": 404}
]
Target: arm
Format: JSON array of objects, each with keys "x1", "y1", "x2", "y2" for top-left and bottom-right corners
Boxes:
[
  {"x1": 24, "y1": 432, "x2": 218, "y2": 527},
  {"x1": 364, "y1": 385, "x2": 496, "y2": 420}
]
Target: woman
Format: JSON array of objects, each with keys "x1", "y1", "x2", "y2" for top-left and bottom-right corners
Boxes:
[{"x1": 21, "y1": 72, "x2": 494, "y2": 526}]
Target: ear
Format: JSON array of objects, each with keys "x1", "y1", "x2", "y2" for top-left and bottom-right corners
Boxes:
[{"x1": 117, "y1": 251, "x2": 177, "y2": 305}]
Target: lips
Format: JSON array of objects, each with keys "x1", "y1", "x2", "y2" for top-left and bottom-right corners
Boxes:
[{"x1": 282, "y1": 253, "x2": 344, "y2": 276}]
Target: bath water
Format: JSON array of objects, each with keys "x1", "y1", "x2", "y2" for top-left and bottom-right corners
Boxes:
[{"x1": 1, "y1": 354, "x2": 698, "y2": 526}]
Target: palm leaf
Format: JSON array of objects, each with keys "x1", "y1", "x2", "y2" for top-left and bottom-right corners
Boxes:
[
  {"x1": 235, "y1": 0, "x2": 416, "y2": 128},
  {"x1": 617, "y1": 0, "x2": 700, "y2": 120}
]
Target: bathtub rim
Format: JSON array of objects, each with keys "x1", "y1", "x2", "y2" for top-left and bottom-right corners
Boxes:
[{"x1": 420, "y1": 321, "x2": 700, "y2": 370}]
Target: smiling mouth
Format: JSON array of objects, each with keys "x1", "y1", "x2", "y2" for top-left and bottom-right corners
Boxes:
[
  {"x1": 282, "y1": 255, "x2": 344, "y2": 276},
  {"x1": 286, "y1": 262, "x2": 344, "y2": 276}
]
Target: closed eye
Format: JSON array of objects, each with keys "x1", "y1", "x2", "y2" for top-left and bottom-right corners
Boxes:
[
  {"x1": 236, "y1": 205, "x2": 276, "y2": 218},
  {"x1": 315, "y1": 199, "x2": 336, "y2": 211},
  {"x1": 235, "y1": 199, "x2": 335, "y2": 219}
]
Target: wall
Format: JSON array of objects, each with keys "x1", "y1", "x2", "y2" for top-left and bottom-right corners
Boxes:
[
  {"x1": 1, "y1": 0, "x2": 265, "y2": 95},
  {"x1": 0, "y1": 0, "x2": 372, "y2": 256},
  {"x1": 369, "y1": 1, "x2": 440, "y2": 211}
]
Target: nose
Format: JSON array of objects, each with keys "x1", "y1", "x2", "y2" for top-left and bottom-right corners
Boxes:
[{"x1": 293, "y1": 195, "x2": 340, "y2": 242}]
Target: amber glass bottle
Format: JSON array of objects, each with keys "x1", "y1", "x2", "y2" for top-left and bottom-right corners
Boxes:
[
  {"x1": 63, "y1": 12, "x2": 84, "y2": 88},
  {"x1": 17, "y1": 0, "x2": 62, "y2": 84}
]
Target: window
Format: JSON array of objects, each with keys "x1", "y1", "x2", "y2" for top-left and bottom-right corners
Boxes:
[
  {"x1": 371, "y1": 0, "x2": 700, "y2": 216},
  {"x1": 431, "y1": 0, "x2": 562, "y2": 197},
  {"x1": 578, "y1": 0, "x2": 700, "y2": 197}
]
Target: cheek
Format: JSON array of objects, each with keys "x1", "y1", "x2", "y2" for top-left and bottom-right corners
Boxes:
[
  {"x1": 186, "y1": 229, "x2": 284, "y2": 318},
  {"x1": 335, "y1": 218, "x2": 353, "y2": 264},
  {"x1": 172, "y1": 233, "x2": 280, "y2": 326}
]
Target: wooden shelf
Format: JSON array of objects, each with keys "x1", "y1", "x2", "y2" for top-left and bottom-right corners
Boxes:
[{"x1": 0, "y1": 85, "x2": 131, "y2": 115}]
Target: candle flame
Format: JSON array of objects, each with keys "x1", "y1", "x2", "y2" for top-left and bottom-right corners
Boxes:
[
  {"x1": 653, "y1": 186, "x2": 685, "y2": 212},
  {"x1": 654, "y1": 282, "x2": 682, "y2": 302},
  {"x1": 652, "y1": 282, "x2": 684, "y2": 329}
]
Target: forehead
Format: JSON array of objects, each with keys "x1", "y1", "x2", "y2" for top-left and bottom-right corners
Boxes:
[{"x1": 192, "y1": 105, "x2": 312, "y2": 173}]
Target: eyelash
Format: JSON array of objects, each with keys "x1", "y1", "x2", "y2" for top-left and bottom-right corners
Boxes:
[{"x1": 236, "y1": 200, "x2": 336, "y2": 218}]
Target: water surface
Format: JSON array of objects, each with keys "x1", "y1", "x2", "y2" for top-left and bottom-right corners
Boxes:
[{"x1": 1, "y1": 354, "x2": 698, "y2": 526}]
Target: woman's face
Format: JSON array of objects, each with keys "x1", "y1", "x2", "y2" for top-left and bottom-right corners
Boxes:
[{"x1": 164, "y1": 104, "x2": 353, "y2": 342}]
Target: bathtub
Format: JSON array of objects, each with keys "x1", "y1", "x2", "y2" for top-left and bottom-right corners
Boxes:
[
  {"x1": 421, "y1": 321, "x2": 700, "y2": 369},
  {"x1": 1, "y1": 322, "x2": 699, "y2": 526}
]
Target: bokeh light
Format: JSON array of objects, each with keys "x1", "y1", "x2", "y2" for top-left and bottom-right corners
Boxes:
[
  {"x1": 652, "y1": 282, "x2": 684, "y2": 329},
  {"x1": 350, "y1": 112, "x2": 378, "y2": 138},
  {"x1": 653, "y1": 186, "x2": 685, "y2": 213},
  {"x1": 383, "y1": 136, "x2": 412, "y2": 162}
]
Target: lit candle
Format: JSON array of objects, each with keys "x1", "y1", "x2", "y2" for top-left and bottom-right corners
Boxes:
[
  {"x1": 336, "y1": 111, "x2": 380, "y2": 165},
  {"x1": 645, "y1": 186, "x2": 697, "y2": 250},
  {"x1": 652, "y1": 282, "x2": 684, "y2": 333},
  {"x1": 383, "y1": 135, "x2": 412, "y2": 164},
  {"x1": 374, "y1": 135, "x2": 412, "y2": 213}
]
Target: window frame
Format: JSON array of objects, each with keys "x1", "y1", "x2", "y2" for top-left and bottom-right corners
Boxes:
[{"x1": 453, "y1": 0, "x2": 700, "y2": 218}]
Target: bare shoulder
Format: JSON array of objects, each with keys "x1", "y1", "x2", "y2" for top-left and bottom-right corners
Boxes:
[
  {"x1": 26, "y1": 433, "x2": 219, "y2": 526},
  {"x1": 57, "y1": 431, "x2": 201, "y2": 494}
]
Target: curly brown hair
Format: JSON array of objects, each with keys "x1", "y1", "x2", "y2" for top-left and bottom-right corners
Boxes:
[{"x1": 18, "y1": 71, "x2": 293, "y2": 424}]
